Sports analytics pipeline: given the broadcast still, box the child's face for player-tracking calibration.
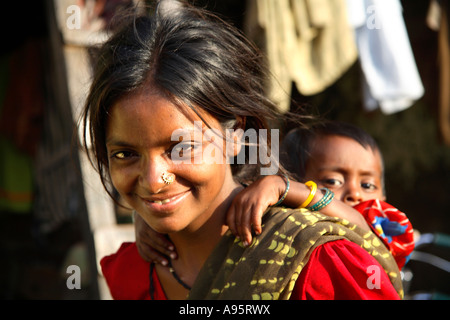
[304,135,385,206]
[105,87,239,234]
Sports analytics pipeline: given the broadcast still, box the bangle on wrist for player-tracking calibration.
[299,180,317,208]
[273,174,290,206]
[308,188,335,211]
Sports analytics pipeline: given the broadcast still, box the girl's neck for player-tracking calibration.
[170,223,228,274]
[168,182,243,279]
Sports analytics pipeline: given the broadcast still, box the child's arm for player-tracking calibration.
[134,212,176,265]
[226,175,370,246]
[135,175,369,263]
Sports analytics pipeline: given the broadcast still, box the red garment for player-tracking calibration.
[355,199,414,270]
[101,240,399,300]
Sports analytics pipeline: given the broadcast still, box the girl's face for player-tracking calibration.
[105,87,240,234]
[304,135,385,206]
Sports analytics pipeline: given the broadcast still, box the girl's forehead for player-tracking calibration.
[106,90,222,144]
[119,86,220,124]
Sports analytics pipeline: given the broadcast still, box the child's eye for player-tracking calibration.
[322,178,342,187]
[361,182,377,191]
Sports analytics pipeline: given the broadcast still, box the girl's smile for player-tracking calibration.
[140,189,191,212]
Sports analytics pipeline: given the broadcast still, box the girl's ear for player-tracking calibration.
[226,116,246,157]
[235,116,246,130]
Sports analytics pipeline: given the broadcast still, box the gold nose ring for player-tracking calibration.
[161,172,175,184]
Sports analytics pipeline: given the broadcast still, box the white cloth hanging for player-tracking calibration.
[347,0,425,114]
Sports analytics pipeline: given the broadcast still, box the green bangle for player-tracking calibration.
[308,188,334,211]
[273,174,290,206]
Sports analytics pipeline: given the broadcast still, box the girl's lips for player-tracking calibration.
[141,190,190,212]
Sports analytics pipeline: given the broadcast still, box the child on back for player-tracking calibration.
[136,120,414,270]
[278,121,414,269]
[281,120,386,206]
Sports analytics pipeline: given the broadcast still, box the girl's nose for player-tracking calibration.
[138,157,171,194]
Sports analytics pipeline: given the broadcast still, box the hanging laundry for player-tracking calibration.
[427,0,450,145]
[245,0,358,113]
[347,0,425,114]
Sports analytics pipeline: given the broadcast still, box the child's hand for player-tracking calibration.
[226,175,285,246]
[226,175,372,247]
[134,212,177,265]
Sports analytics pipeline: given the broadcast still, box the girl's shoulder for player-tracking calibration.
[100,242,151,300]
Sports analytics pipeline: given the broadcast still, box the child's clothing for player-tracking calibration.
[355,199,414,270]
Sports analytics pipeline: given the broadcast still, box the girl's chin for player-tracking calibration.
[143,216,188,235]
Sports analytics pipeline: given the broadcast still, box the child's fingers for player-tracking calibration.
[142,232,177,259]
[226,204,238,237]
[137,232,177,265]
[134,213,177,262]
[225,188,269,246]
[251,206,263,235]
[238,205,253,247]
[136,242,169,265]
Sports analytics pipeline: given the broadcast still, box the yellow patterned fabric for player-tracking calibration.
[188,207,403,300]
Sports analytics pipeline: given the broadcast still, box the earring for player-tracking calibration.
[161,172,175,184]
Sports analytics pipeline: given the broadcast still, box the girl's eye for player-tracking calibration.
[170,142,202,160]
[111,151,136,160]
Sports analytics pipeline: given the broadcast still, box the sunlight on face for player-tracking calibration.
[304,135,385,206]
[105,87,239,234]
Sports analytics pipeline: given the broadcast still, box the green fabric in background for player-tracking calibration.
[0,54,33,213]
[0,136,34,213]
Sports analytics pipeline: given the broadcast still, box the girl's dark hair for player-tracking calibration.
[281,120,385,195]
[80,0,299,195]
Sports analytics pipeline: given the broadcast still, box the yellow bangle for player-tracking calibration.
[299,181,317,208]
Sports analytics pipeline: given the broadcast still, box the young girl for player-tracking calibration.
[83,0,402,299]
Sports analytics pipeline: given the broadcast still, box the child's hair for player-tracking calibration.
[80,0,304,196]
[281,120,386,195]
